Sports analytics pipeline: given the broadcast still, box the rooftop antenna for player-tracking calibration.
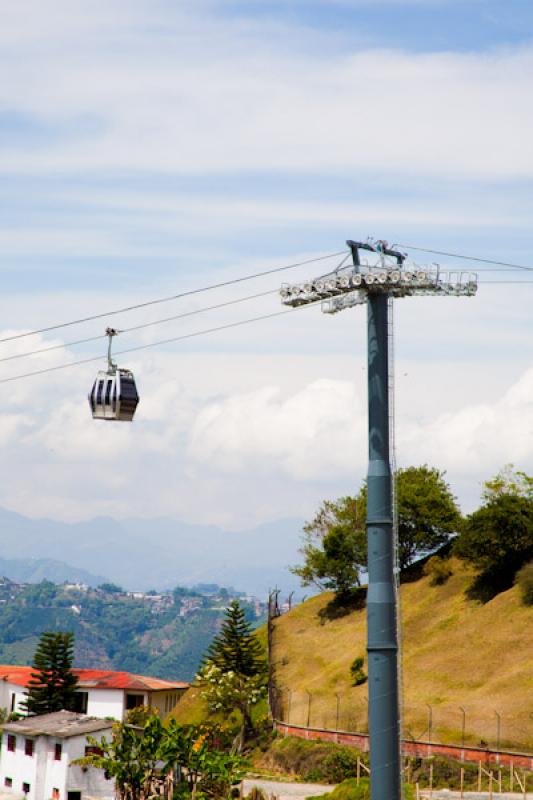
[280,242,477,800]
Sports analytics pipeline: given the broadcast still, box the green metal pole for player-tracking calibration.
[366,292,401,800]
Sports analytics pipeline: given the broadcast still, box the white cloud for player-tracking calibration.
[188,379,367,478]
[0,2,532,179]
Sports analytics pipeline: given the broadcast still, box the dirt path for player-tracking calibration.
[242,778,334,800]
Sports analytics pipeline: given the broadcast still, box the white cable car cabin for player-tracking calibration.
[88,328,139,422]
[89,369,139,421]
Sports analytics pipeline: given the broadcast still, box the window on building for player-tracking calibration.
[22,783,30,794]
[84,746,103,757]
[125,694,144,710]
[52,788,60,800]
[24,739,34,757]
[67,791,81,800]
[4,777,12,787]
[7,734,16,752]
[71,692,88,714]
[10,693,16,712]
[54,743,62,761]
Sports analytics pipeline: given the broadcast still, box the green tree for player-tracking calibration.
[455,469,533,591]
[78,716,246,800]
[482,463,533,502]
[203,601,266,678]
[395,466,461,569]
[198,664,266,752]
[23,631,79,715]
[98,583,124,594]
[199,601,266,749]
[292,465,461,595]
[291,495,366,596]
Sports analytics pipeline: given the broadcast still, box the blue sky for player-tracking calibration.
[0,0,532,528]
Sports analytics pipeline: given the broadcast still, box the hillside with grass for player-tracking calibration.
[174,558,533,752]
[270,558,533,751]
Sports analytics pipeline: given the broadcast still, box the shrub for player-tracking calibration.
[423,556,453,586]
[309,778,414,800]
[350,657,367,687]
[259,737,367,782]
[516,560,533,605]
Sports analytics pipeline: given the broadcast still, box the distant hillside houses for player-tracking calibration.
[0,666,188,720]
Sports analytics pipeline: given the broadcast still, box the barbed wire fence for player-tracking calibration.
[272,688,533,754]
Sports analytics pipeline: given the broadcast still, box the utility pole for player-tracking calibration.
[280,240,477,800]
[366,275,400,799]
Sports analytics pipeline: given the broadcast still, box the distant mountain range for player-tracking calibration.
[0,557,107,587]
[0,507,305,596]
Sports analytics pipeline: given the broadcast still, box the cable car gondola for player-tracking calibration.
[88,328,139,421]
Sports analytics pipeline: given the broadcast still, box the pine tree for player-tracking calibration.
[204,601,266,678]
[22,632,79,715]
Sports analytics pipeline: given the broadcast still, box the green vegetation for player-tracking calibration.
[292,465,460,596]
[349,657,367,687]
[198,601,267,751]
[516,560,533,605]
[456,467,533,598]
[23,631,78,714]
[291,494,366,596]
[309,778,414,800]
[78,713,247,800]
[0,582,262,681]
[423,555,453,586]
[256,736,367,783]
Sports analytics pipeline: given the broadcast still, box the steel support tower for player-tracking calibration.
[280,239,477,800]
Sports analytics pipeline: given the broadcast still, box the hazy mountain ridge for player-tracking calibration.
[0,557,107,587]
[0,507,305,595]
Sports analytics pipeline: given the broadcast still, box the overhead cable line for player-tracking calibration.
[394,243,533,273]
[0,288,279,365]
[0,301,322,385]
[0,250,345,345]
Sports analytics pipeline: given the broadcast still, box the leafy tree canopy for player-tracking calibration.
[290,495,366,596]
[22,631,79,715]
[395,466,461,569]
[455,467,533,589]
[482,463,533,502]
[291,465,461,595]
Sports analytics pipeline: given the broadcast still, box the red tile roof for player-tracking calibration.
[0,665,188,692]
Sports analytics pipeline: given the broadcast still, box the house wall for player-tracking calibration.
[0,731,115,800]
[59,736,114,800]
[0,730,38,800]
[83,689,128,720]
[148,689,187,718]
[0,683,29,715]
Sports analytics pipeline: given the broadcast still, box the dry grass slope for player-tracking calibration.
[271,559,533,751]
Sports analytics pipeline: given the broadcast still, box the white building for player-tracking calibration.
[0,711,115,800]
[0,667,188,721]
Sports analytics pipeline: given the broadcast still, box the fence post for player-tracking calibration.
[478,760,482,792]
[494,710,501,764]
[426,704,433,758]
[459,705,466,760]
[460,767,464,799]
[429,762,433,799]
[356,755,361,786]
[335,693,341,732]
